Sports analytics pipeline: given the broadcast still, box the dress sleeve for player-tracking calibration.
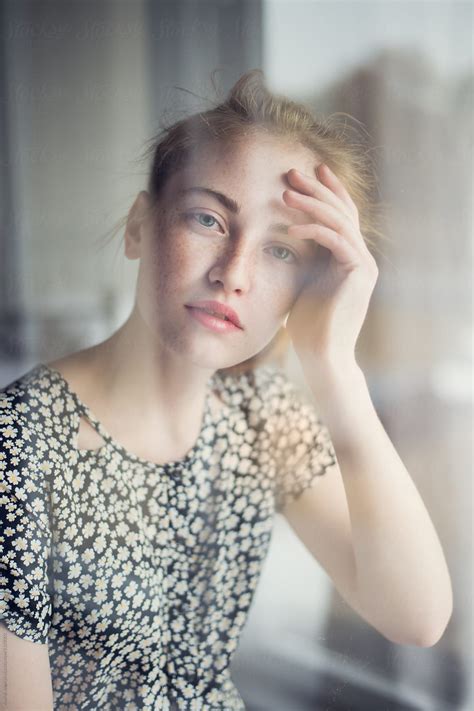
[0,405,53,644]
[258,367,338,514]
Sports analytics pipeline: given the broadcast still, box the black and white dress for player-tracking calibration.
[0,362,337,710]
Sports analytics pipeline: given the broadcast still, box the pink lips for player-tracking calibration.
[185,300,243,329]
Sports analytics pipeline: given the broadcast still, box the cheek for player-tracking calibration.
[266,265,308,304]
[143,235,193,293]
[253,273,301,324]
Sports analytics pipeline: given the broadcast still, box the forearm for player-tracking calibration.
[303,357,453,646]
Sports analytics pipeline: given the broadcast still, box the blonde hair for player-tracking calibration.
[101,69,386,376]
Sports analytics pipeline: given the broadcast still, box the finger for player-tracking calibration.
[286,168,355,223]
[283,189,361,248]
[317,163,360,220]
[288,223,360,266]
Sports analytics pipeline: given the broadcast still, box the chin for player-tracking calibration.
[185,344,252,372]
[159,313,279,371]
[180,337,269,373]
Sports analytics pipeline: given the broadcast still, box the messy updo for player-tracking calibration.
[103,69,384,374]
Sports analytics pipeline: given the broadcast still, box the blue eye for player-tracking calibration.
[270,246,297,263]
[190,212,221,230]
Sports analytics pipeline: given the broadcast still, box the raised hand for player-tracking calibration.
[282,163,379,369]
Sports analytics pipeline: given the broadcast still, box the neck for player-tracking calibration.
[82,305,216,438]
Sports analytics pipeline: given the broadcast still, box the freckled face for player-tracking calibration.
[134,134,321,370]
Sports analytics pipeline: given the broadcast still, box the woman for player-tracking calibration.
[0,70,453,710]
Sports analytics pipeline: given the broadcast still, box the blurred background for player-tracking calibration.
[0,0,472,709]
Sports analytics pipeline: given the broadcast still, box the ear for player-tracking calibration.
[124,190,153,260]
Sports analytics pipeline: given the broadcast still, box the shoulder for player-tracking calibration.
[0,366,60,531]
[1,365,48,441]
[0,363,77,460]
[2,362,64,408]
[213,363,310,425]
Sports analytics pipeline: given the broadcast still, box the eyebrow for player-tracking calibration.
[177,187,240,214]
[177,185,316,252]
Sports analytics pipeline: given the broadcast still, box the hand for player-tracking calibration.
[282,163,379,369]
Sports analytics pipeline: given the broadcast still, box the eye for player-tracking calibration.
[268,245,298,264]
[187,212,223,231]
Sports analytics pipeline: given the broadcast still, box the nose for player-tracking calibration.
[207,242,254,295]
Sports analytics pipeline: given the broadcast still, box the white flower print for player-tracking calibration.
[0,362,335,709]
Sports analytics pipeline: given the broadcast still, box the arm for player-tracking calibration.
[0,621,54,711]
[281,162,453,647]
[300,359,452,647]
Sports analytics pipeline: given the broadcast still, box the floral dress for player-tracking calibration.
[0,362,337,710]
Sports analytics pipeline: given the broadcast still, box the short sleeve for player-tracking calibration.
[258,367,338,513]
[0,404,53,644]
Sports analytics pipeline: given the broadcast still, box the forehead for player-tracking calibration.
[165,134,319,206]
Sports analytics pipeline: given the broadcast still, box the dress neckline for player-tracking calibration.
[35,362,223,470]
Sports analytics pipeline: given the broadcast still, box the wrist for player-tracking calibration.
[299,351,364,385]
[300,357,374,450]
[300,353,368,410]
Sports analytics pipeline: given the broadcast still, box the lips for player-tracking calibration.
[185,300,243,328]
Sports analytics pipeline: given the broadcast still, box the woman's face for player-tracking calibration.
[129,132,322,371]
